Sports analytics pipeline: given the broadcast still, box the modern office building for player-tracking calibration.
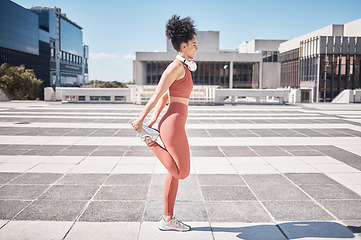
[0,0,88,89]
[279,19,361,102]
[134,31,286,90]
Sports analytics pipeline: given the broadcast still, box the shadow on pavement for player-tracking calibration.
[191,221,359,239]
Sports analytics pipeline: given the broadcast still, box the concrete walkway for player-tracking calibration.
[0,101,360,240]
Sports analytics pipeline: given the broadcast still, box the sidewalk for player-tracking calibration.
[0,101,360,240]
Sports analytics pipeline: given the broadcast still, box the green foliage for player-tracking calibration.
[82,80,129,88]
[0,63,43,100]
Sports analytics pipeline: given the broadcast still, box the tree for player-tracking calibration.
[82,80,128,88]
[0,63,43,100]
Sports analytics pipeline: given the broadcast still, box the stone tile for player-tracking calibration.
[207,129,234,137]
[250,146,292,156]
[220,146,257,157]
[143,200,208,222]
[192,157,230,165]
[104,174,151,186]
[40,185,99,200]
[250,129,280,137]
[299,184,361,200]
[68,163,116,174]
[278,221,358,240]
[44,156,85,164]
[0,200,31,219]
[195,164,238,174]
[310,163,359,173]
[271,163,320,173]
[79,201,145,222]
[294,129,329,137]
[326,173,361,185]
[206,201,272,222]
[202,186,256,201]
[94,186,148,200]
[285,173,340,185]
[16,200,87,221]
[263,201,335,221]
[0,185,49,200]
[9,173,63,185]
[28,164,75,173]
[298,156,342,164]
[139,222,213,240]
[150,174,167,186]
[111,164,155,174]
[318,200,361,220]
[228,157,268,165]
[0,172,21,184]
[0,163,37,173]
[250,184,311,201]
[234,164,279,174]
[197,174,245,186]
[210,222,287,240]
[230,129,258,137]
[186,129,210,137]
[191,146,225,157]
[125,146,154,156]
[57,173,108,185]
[242,174,291,186]
[117,156,157,165]
[65,222,140,240]
[0,221,73,240]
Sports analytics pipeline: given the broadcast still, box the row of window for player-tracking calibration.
[279,49,299,63]
[50,48,83,64]
[145,61,257,88]
[64,96,126,101]
[262,51,278,62]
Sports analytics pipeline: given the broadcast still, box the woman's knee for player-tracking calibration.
[178,169,190,180]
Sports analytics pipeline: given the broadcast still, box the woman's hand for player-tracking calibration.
[145,119,156,128]
[131,119,143,132]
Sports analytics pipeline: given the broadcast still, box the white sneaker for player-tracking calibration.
[159,217,191,232]
[138,125,159,142]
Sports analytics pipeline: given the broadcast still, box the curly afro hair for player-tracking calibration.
[166,15,197,52]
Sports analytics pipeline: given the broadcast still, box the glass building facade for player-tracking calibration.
[145,61,259,88]
[0,0,39,55]
[0,1,88,92]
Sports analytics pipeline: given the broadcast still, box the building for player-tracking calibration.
[134,31,286,90]
[0,0,88,90]
[279,19,361,102]
[135,19,361,103]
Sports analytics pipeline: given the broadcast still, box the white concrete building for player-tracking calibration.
[279,18,361,102]
[134,31,286,90]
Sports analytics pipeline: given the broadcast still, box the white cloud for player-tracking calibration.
[123,54,135,60]
[89,53,119,59]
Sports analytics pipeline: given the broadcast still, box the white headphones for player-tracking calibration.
[176,55,197,72]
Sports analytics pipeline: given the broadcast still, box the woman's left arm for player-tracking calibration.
[146,91,169,127]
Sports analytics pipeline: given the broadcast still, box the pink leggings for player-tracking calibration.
[147,102,190,216]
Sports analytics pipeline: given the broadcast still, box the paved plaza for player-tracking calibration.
[0,101,360,239]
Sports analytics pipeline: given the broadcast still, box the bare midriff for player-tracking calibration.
[169,96,189,106]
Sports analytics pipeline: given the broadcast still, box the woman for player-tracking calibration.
[131,15,198,232]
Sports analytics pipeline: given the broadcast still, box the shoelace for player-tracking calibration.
[174,219,185,227]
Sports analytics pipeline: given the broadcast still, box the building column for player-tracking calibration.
[259,61,263,89]
[315,54,320,103]
[229,61,233,89]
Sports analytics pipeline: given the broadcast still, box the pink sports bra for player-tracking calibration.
[169,63,193,99]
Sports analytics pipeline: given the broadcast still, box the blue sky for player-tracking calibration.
[13,0,361,82]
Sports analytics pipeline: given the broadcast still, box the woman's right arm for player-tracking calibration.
[131,63,182,132]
